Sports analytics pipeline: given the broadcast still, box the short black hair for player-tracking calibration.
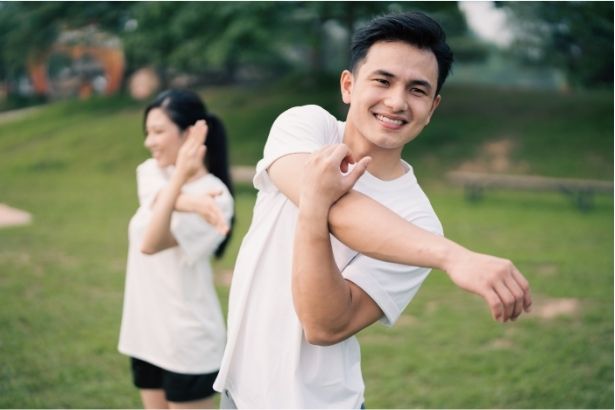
[350,11,454,95]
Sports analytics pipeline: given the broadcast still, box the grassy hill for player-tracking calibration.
[0,80,612,408]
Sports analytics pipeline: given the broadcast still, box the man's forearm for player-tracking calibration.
[292,204,354,345]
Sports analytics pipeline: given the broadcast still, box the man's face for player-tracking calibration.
[341,41,441,152]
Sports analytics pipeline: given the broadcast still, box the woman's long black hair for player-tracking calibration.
[144,89,235,258]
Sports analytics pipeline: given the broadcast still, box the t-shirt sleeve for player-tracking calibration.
[253,105,338,192]
[342,256,431,326]
[136,159,166,207]
[170,180,234,265]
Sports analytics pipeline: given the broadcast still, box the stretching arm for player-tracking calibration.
[140,172,184,254]
[292,145,381,345]
[272,150,531,323]
[140,121,209,254]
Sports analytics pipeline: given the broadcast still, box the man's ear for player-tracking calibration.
[425,94,441,125]
[340,70,354,105]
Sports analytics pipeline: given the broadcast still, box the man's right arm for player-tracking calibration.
[269,152,532,322]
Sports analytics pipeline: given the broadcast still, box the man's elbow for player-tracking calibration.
[140,245,157,255]
[140,240,163,255]
[303,324,347,346]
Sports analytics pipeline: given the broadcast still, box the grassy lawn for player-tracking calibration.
[0,80,612,408]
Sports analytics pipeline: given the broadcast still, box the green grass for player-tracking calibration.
[360,187,613,408]
[0,81,612,408]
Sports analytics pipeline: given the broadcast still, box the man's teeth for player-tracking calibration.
[376,114,404,125]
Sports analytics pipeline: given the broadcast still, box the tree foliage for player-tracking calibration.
[0,1,470,88]
[0,1,131,82]
[501,1,613,88]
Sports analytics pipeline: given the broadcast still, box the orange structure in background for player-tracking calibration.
[27,26,125,99]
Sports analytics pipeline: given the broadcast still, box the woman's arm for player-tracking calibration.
[140,121,208,254]
[140,173,184,254]
[175,191,229,235]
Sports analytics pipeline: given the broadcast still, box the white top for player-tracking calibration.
[118,158,233,374]
[214,105,443,408]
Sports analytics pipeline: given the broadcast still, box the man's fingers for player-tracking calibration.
[340,155,354,173]
[512,268,532,312]
[493,282,515,322]
[328,144,352,164]
[504,276,525,320]
[345,156,371,187]
[493,282,514,322]
[484,289,504,322]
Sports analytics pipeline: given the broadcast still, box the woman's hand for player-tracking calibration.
[177,191,229,235]
[175,120,207,182]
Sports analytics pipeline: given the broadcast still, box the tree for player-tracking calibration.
[123,2,298,84]
[0,1,477,93]
[0,2,133,89]
[280,1,469,74]
[500,1,613,88]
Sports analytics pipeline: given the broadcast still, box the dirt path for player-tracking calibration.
[0,106,42,124]
[0,204,32,228]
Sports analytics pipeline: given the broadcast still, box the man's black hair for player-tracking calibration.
[350,11,454,95]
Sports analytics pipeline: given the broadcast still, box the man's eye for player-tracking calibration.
[375,78,389,86]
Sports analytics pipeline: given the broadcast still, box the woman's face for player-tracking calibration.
[144,108,186,167]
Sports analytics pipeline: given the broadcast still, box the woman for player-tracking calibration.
[119,89,234,409]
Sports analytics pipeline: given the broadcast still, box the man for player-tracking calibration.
[214,12,531,408]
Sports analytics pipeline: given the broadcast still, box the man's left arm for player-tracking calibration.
[292,144,381,346]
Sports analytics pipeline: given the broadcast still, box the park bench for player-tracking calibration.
[447,170,613,211]
[231,165,256,184]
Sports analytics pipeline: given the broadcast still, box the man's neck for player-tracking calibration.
[343,125,406,181]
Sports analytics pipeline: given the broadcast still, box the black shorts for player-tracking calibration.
[130,357,218,402]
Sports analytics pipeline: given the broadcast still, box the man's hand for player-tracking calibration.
[175,120,207,181]
[300,144,371,210]
[293,143,381,346]
[443,247,532,322]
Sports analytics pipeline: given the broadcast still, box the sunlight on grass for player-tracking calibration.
[0,83,612,408]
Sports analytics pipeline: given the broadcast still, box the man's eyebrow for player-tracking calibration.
[371,69,433,90]
[408,79,433,91]
[372,69,395,78]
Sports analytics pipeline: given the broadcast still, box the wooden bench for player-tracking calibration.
[231,165,256,184]
[447,171,613,211]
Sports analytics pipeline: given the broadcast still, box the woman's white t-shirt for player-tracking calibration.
[214,105,443,408]
[118,158,233,374]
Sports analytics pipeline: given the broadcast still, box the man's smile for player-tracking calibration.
[373,112,408,129]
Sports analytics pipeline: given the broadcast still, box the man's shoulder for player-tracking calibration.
[275,104,338,125]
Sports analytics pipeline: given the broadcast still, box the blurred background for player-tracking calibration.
[0,1,612,408]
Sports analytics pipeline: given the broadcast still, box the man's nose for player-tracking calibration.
[384,88,408,112]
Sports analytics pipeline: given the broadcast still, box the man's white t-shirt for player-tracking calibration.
[118,158,233,374]
[213,105,443,408]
